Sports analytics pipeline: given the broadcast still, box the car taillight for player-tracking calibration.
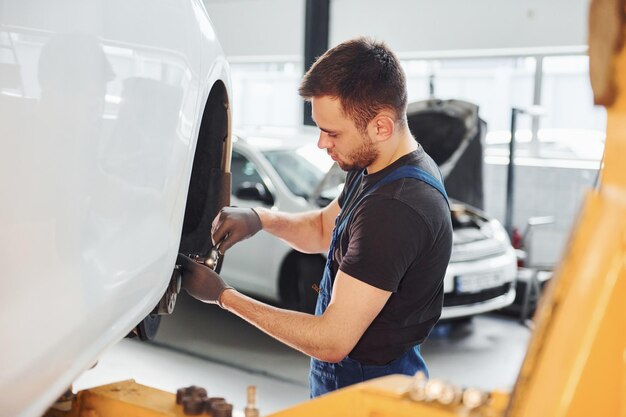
[511,227,523,250]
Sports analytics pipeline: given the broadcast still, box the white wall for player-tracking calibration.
[331,0,588,54]
[204,0,304,57]
[205,0,588,58]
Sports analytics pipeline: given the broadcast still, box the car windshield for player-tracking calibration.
[262,146,332,198]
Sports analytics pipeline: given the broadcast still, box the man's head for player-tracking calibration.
[299,38,409,172]
[299,37,408,134]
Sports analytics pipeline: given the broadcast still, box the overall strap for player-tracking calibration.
[338,170,365,216]
[336,166,449,236]
[370,165,449,204]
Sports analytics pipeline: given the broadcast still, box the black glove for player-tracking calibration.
[211,207,262,253]
[177,254,232,307]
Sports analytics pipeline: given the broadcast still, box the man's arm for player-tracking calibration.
[254,198,339,254]
[219,267,390,363]
[212,198,340,255]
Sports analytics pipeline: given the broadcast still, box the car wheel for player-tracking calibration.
[126,265,185,341]
[125,313,162,341]
[137,314,161,341]
[294,256,325,314]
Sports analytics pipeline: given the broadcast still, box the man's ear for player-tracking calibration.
[368,112,396,142]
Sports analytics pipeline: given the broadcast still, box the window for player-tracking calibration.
[231,150,266,194]
[230,61,303,127]
[228,49,605,162]
[404,57,536,132]
[262,148,325,198]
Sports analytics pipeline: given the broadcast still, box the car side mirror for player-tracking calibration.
[235,181,274,205]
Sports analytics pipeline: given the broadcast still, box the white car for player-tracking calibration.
[220,126,517,318]
[0,2,232,416]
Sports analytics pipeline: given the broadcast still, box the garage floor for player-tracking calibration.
[74,293,531,415]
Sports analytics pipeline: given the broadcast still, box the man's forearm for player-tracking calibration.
[219,289,348,363]
[254,208,328,254]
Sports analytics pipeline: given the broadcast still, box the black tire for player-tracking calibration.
[136,314,161,341]
[294,256,325,314]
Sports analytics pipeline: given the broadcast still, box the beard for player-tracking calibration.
[336,133,380,171]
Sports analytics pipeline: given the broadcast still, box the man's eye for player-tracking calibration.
[327,132,337,138]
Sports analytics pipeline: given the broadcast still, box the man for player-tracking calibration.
[178,37,453,397]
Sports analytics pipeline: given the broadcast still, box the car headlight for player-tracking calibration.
[488,219,511,244]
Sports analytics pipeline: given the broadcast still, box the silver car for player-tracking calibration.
[220,126,517,318]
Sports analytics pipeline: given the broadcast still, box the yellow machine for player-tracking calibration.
[47,2,626,416]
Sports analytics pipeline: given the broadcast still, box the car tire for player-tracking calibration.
[137,314,162,340]
[294,256,325,314]
[126,314,162,341]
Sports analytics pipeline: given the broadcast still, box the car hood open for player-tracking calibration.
[407,98,486,210]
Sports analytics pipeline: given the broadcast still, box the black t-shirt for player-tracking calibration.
[333,146,453,365]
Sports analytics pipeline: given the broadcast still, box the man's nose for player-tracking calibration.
[317,132,332,149]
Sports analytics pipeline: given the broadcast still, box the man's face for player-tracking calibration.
[311,96,379,172]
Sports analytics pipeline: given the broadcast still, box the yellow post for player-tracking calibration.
[507,20,626,417]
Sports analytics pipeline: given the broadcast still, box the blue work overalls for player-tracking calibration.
[309,165,450,398]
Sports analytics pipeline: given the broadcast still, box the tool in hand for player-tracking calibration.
[188,238,225,271]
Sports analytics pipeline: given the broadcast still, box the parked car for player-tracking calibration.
[220,126,517,318]
[1,2,231,416]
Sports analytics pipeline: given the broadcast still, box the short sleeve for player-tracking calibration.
[339,198,432,292]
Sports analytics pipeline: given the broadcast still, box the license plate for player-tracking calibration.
[456,272,505,293]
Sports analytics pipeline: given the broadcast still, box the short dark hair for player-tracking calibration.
[299,37,407,133]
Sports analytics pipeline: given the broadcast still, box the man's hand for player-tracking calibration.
[177,254,232,307]
[211,207,262,253]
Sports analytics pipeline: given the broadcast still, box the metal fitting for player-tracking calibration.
[152,267,182,315]
[205,397,226,413]
[175,385,233,416]
[182,394,207,415]
[408,371,490,411]
[191,243,221,271]
[176,386,208,415]
[408,371,428,401]
[245,385,260,417]
[462,387,490,409]
[212,402,233,417]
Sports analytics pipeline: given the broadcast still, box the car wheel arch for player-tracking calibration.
[179,80,231,257]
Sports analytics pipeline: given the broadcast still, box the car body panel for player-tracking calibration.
[0,2,230,416]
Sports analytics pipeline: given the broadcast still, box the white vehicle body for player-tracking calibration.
[220,126,517,317]
[0,2,232,416]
